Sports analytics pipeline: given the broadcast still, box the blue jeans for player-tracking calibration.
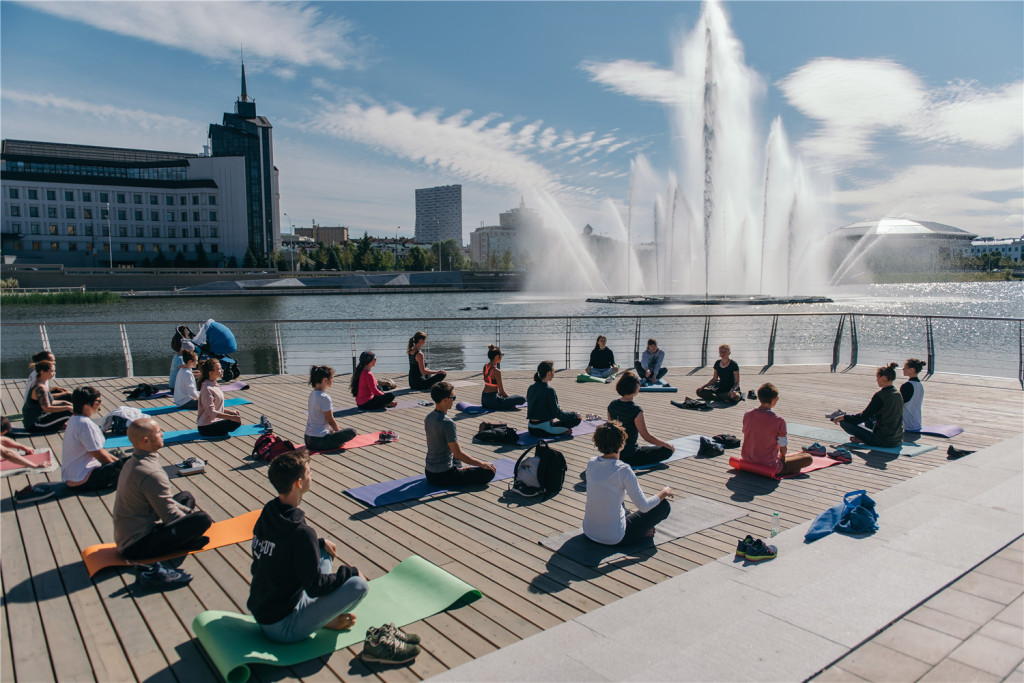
[260,551,369,643]
[589,367,616,378]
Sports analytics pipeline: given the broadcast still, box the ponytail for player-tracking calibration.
[877,362,898,381]
[198,358,220,384]
[407,331,427,354]
[309,364,334,388]
[534,360,554,383]
[905,358,926,373]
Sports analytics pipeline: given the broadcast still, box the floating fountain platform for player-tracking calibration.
[586,294,833,306]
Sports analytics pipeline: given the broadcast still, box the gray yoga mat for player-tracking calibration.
[787,424,937,457]
[632,434,705,469]
[540,496,747,566]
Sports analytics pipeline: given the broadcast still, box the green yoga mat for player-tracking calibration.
[787,423,937,457]
[192,555,481,683]
[576,373,609,383]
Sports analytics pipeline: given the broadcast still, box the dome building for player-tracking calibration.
[830,218,977,281]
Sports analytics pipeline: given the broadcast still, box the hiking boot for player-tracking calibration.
[825,410,845,421]
[360,628,421,664]
[803,442,827,456]
[735,534,754,559]
[135,563,193,591]
[14,484,55,504]
[947,445,975,460]
[380,622,421,645]
[744,539,778,562]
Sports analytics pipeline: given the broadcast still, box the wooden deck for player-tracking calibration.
[2,365,1022,682]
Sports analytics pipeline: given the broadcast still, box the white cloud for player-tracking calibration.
[2,89,198,134]
[22,1,368,70]
[581,59,686,105]
[909,81,1024,149]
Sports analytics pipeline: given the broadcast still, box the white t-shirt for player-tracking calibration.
[305,390,333,437]
[62,415,106,484]
[582,456,660,545]
[173,366,200,406]
[24,370,38,401]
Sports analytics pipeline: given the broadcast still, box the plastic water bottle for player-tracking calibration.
[771,512,780,537]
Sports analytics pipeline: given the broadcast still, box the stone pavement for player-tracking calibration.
[434,434,1023,683]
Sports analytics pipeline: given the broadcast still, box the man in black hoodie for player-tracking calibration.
[248,450,368,643]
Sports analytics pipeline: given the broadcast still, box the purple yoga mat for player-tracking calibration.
[518,419,603,446]
[908,425,964,438]
[342,458,516,507]
[456,401,526,415]
[219,380,250,391]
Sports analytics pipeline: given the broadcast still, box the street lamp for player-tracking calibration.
[105,202,112,269]
[394,227,399,270]
[283,212,293,271]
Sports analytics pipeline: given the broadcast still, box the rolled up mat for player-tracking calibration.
[104,423,267,449]
[309,431,395,455]
[576,373,608,384]
[81,509,260,577]
[192,555,482,683]
[728,454,842,480]
[516,419,603,446]
[907,425,964,438]
[455,401,491,414]
[141,397,252,416]
[1,448,55,477]
[344,458,516,507]
[786,424,937,456]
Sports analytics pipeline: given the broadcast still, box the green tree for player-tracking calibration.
[273,250,288,271]
[374,248,395,271]
[404,245,429,271]
[242,246,257,268]
[153,249,170,268]
[311,245,328,270]
[500,249,515,271]
[174,250,187,267]
[326,246,342,270]
[226,255,239,268]
[195,243,210,267]
[487,252,499,270]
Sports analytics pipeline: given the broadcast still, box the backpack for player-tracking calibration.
[511,440,567,499]
[713,434,741,449]
[475,421,519,444]
[124,383,161,400]
[697,436,725,457]
[251,433,297,463]
[101,405,145,435]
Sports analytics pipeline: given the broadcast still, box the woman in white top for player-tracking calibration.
[304,365,357,452]
[583,421,673,546]
[173,349,201,409]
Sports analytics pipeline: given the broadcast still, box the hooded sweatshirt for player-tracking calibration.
[247,497,359,624]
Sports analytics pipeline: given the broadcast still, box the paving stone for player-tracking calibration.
[948,632,1024,678]
[924,588,1006,624]
[837,642,931,682]
[811,666,868,682]
[977,618,1024,647]
[953,570,1024,605]
[995,595,1024,628]
[904,605,981,639]
[919,658,1001,682]
[870,619,962,665]
[975,556,1024,583]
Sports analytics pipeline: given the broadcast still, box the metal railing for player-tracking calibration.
[2,312,1021,389]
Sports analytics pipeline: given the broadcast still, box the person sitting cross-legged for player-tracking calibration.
[62,387,128,492]
[173,349,200,409]
[607,371,675,468]
[424,381,497,488]
[634,338,668,386]
[696,344,742,404]
[113,417,213,590]
[741,383,812,477]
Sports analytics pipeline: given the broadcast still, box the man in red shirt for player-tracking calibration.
[741,383,812,477]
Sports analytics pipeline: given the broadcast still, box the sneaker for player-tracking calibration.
[747,390,757,400]
[744,539,778,562]
[377,430,398,444]
[380,622,421,645]
[14,484,55,504]
[825,409,846,421]
[175,457,206,476]
[828,447,853,463]
[735,534,754,559]
[947,445,975,460]
[135,563,193,591]
[803,442,827,456]
[360,628,421,664]
[259,415,273,433]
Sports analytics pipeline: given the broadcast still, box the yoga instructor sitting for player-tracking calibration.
[833,362,904,448]
[425,381,496,488]
[585,335,619,379]
[526,360,581,436]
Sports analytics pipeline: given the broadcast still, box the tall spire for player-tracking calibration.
[240,47,248,102]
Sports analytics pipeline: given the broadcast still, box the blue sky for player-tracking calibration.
[2,1,1021,240]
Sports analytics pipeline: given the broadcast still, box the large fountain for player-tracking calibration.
[528,0,834,303]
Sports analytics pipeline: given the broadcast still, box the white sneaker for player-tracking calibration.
[175,457,206,476]
[825,410,845,421]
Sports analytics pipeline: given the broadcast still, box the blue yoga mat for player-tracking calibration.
[787,424,937,457]
[639,385,678,393]
[343,458,516,507]
[104,423,266,449]
[140,397,251,416]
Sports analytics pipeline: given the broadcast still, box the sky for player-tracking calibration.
[2,1,1022,242]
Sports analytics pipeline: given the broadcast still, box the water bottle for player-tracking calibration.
[770,512,780,537]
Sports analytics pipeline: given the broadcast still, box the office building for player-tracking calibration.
[294,224,349,246]
[415,184,462,245]
[971,236,1023,262]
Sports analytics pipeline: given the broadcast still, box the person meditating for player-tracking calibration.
[113,417,213,590]
[24,351,70,402]
[586,336,619,379]
[196,359,242,437]
[425,381,497,488]
[173,349,200,409]
[1,416,50,470]
[527,361,582,436]
[481,345,526,411]
[697,344,742,404]
[351,351,397,411]
[583,421,673,546]
[634,338,667,386]
[62,387,128,491]
[832,363,904,448]
[22,359,73,432]
[407,331,447,391]
[741,383,812,477]
[304,365,357,452]
[901,358,927,433]
[248,450,372,644]
[607,372,675,468]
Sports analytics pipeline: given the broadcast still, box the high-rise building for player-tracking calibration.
[208,63,280,261]
[415,184,462,245]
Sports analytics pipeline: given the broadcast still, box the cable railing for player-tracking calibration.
[1,312,1021,388]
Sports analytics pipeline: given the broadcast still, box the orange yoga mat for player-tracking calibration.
[309,431,395,454]
[81,509,261,577]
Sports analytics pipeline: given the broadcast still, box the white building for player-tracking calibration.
[971,236,1024,262]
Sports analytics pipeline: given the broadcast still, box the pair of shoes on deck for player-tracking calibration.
[735,535,778,562]
[135,562,193,591]
[361,623,421,664]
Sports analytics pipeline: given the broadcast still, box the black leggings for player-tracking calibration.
[528,414,581,437]
[197,420,242,437]
[425,466,496,488]
[410,372,447,391]
[481,391,526,411]
[696,386,741,404]
[121,492,213,560]
[304,429,358,452]
[620,498,671,546]
[27,410,73,432]
[69,457,128,492]
[358,393,396,411]
[620,445,673,468]
[634,362,668,383]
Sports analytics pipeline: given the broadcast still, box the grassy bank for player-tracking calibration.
[1,291,123,305]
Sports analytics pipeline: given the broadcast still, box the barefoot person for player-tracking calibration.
[196,359,242,437]
[407,331,447,391]
[634,339,667,386]
[741,383,812,476]
[696,344,742,404]
[833,363,904,448]
[607,372,675,468]
[586,335,620,379]
[305,365,357,451]
[113,417,213,590]
[583,421,673,546]
[901,358,927,433]
[248,450,372,644]
[425,381,497,487]
[62,387,127,491]
[1,416,50,470]
[481,345,526,411]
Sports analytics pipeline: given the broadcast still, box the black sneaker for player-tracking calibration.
[380,622,421,645]
[14,484,55,504]
[259,415,273,433]
[361,627,420,664]
[377,430,398,444]
[947,445,975,460]
[747,390,757,400]
[175,457,206,476]
[735,534,754,559]
[744,539,777,562]
[135,563,193,591]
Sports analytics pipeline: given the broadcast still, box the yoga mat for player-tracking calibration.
[4,413,23,421]
[331,398,422,418]
[81,509,261,577]
[128,389,172,401]
[448,380,477,388]
[220,380,250,391]
[639,381,678,393]
[540,496,747,567]
[456,401,490,414]
[728,455,843,480]
[1,448,56,477]
[632,435,704,470]
[141,397,252,416]
[103,423,266,449]
[517,419,603,446]
[787,424,937,457]
[343,458,516,507]
[309,431,395,455]
[908,425,964,438]
[6,424,66,437]
[576,373,609,384]
[192,555,481,683]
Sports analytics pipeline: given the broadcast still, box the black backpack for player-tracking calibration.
[512,440,567,499]
[124,383,161,399]
[475,421,519,444]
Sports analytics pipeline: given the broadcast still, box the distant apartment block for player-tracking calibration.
[294,224,349,246]
[971,236,1023,262]
[415,185,462,245]
[468,198,541,264]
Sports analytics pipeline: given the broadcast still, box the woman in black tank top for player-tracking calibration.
[407,331,447,390]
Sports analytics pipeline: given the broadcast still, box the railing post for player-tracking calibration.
[565,318,572,370]
[350,322,357,373]
[495,318,501,348]
[700,316,710,368]
[633,318,642,363]
[118,323,134,377]
[39,323,51,352]
[1018,321,1023,390]
[764,315,778,372]
[925,317,935,379]
[273,322,285,374]
[849,314,858,369]
[831,314,846,372]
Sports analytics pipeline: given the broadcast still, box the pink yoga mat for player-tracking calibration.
[729,455,842,480]
[1,448,53,474]
[309,431,395,454]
